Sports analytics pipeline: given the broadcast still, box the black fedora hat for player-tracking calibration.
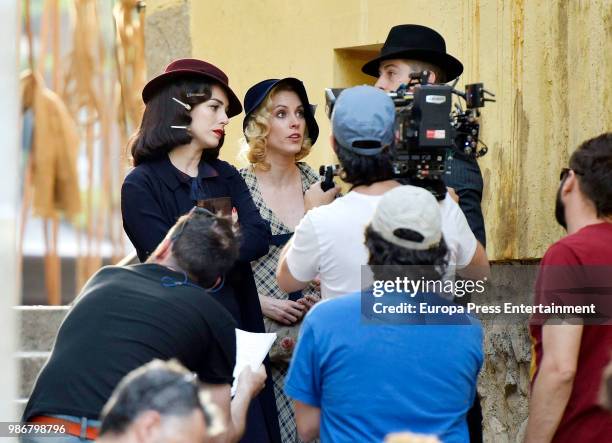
[142,58,243,117]
[362,24,463,81]
[242,78,319,144]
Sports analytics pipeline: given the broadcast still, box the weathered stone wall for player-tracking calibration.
[479,322,531,443]
[477,263,539,442]
[145,0,192,79]
[185,0,612,261]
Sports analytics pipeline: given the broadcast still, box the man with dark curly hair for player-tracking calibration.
[22,208,266,443]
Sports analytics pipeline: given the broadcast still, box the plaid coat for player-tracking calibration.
[240,162,321,443]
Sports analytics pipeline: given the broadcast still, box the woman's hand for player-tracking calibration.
[304,181,341,212]
[259,296,305,325]
[297,293,320,313]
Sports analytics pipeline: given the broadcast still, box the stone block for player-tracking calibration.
[15,306,69,352]
[16,351,50,398]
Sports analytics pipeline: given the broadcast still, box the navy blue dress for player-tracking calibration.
[121,154,280,443]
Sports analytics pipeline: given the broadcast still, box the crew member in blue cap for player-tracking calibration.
[239,77,339,442]
[277,85,489,301]
[277,85,488,443]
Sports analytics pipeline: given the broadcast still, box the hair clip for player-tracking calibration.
[186,92,207,98]
[170,125,190,130]
[172,97,191,111]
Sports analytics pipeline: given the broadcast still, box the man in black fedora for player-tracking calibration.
[362,24,486,443]
[363,24,487,249]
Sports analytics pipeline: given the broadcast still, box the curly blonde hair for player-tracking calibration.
[243,82,313,171]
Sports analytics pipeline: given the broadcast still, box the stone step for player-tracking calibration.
[15,398,27,420]
[16,351,50,399]
[15,306,69,352]
[21,252,135,305]
[14,306,68,404]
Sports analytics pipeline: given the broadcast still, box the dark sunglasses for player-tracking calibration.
[170,206,216,241]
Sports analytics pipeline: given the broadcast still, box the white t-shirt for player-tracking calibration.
[285,188,477,299]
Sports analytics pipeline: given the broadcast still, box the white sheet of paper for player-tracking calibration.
[231,329,277,396]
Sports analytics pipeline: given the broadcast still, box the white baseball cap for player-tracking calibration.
[370,185,442,250]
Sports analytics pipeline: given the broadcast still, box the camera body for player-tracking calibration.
[324,78,493,198]
[391,84,453,184]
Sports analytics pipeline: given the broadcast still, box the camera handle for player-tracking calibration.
[452,83,496,109]
[319,165,337,191]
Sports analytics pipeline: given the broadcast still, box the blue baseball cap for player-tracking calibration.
[242,78,319,144]
[332,85,395,156]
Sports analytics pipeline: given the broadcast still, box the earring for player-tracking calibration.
[172,97,191,111]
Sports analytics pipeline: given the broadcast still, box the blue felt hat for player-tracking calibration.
[242,78,319,144]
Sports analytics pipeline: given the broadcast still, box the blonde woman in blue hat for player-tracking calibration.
[239,78,339,442]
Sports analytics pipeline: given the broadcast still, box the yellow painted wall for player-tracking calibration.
[147,0,612,260]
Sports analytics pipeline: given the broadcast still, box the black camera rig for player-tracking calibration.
[322,72,495,198]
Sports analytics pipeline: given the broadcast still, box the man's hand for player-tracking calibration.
[259,296,305,325]
[207,365,268,443]
[235,365,267,400]
[447,187,459,203]
[304,181,340,212]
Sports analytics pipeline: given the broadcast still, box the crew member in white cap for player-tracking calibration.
[284,185,483,442]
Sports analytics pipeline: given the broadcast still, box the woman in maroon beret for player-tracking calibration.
[121,58,280,443]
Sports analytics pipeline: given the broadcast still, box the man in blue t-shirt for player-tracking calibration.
[285,185,483,443]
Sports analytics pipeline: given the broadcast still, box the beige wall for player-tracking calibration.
[146,0,192,77]
[147,0,612,260]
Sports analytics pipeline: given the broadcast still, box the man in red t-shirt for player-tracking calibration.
[525,132,612,442]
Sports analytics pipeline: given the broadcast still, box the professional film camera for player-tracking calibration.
[321,72,495,198]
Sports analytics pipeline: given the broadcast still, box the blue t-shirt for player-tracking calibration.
[285,291,483,443]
